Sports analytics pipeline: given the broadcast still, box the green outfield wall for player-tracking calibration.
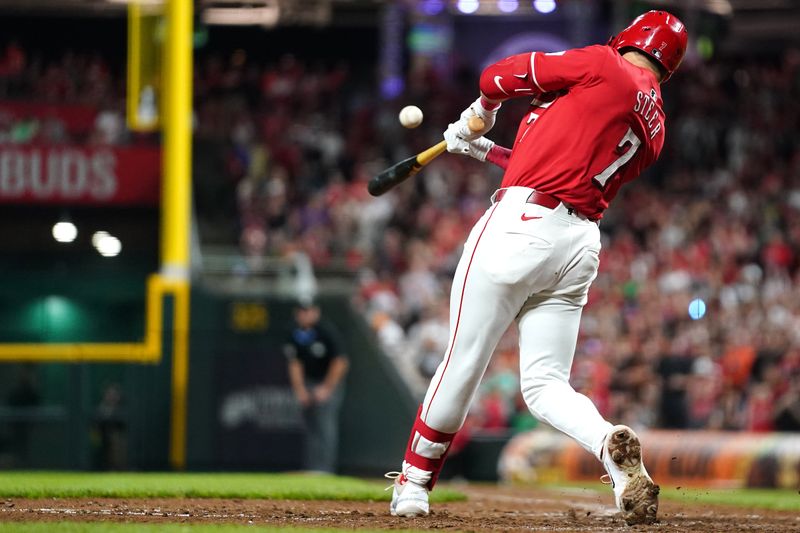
[0,271,416,473]
[185,284,419,473]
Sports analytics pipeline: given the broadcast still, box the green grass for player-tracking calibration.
[659,486,800,511]
[550,482,800,511]
[0,472,464,503]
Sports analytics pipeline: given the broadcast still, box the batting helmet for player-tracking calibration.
[609,10,688,82]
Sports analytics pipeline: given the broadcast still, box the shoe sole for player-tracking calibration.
[391,503,429,517]
[606,427,660,526]
[391,508,428,517]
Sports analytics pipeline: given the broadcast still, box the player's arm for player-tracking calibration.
[451,46,601,143]
[486,144,512,169]
[479,53,540,103]
[443,128,512,170]
[479,46,602,101]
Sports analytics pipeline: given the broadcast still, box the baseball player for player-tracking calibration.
[386,11,687,526]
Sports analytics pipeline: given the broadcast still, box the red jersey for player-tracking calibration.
[480,45,665,220]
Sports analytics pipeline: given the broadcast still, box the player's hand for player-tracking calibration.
[444,124,495,161]
[455,96,499,140]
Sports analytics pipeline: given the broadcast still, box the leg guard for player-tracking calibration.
[403,406,457,490]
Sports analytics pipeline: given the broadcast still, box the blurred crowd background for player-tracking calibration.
[198,45,800,437]
[2,1,800,452]
[206,44,800,437]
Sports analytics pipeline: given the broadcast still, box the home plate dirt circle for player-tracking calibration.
[1,485,797,532]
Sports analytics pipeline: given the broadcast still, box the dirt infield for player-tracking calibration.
[1,484,798,532]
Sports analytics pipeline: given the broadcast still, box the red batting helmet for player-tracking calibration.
[609,10,688,82]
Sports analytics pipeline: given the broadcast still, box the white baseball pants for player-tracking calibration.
[412,186,613,474]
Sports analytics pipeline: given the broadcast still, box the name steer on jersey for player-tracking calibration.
[386,10,687,526]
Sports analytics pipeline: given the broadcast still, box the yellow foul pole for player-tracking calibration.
[162,0,193,470]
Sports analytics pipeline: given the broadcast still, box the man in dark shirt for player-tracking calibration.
[284,298,349,473]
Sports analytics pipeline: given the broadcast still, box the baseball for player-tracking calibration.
[399,105,424,128]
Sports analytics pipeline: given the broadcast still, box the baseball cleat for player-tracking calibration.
[600,425,659,526]
[385,471,429,517]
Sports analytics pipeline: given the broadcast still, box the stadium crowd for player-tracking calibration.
[4,40,800,435]
[0,42,129,145]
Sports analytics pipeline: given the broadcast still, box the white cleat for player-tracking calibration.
[601,425,660,526]
[385,471,429,517]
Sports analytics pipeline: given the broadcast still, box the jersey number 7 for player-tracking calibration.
[592,127,641,189]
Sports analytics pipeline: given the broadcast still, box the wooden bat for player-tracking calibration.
[368,115,485,196]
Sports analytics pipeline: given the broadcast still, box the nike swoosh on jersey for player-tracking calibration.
[521,214,542,221]
[493,75,509,95]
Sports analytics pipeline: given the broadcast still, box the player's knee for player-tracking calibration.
[520,378,545,416]
[520,373,568,415]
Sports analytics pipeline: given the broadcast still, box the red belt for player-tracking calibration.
[494,188,561,209]
[494,188,598,222]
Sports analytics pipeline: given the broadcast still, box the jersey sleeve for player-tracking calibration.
[529,45,606,93]
[479,53,537,101]
[479,45,606,101]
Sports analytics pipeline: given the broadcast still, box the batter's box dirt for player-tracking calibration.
[1,485,798,532]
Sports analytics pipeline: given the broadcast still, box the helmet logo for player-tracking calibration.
[615,10,688,82]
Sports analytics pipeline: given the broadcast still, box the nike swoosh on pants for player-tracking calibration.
[521,214,542,221]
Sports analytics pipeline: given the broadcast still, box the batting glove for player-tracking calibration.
[455,96,500,140]
[444,123,495,162]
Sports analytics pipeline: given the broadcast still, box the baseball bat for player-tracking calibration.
[368,115,485,196]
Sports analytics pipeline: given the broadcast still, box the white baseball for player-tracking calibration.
[399,105,424,129]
